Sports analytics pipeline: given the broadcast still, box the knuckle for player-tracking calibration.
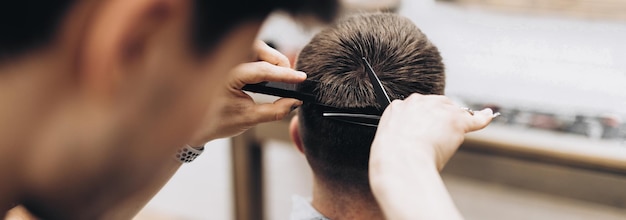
[274,108,290,121]
[253,63,274,80]
[429,95,447,102]
[440,96,453,104]
[253,40,266,51]
[241,110,258,125]
[279,56,290,65]
[263,52,281,65]
[257,62,273,73]
[407,93,422,100]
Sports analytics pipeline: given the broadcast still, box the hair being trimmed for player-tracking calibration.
[296,13,445,191]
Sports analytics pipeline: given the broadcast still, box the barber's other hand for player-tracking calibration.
[369,94,494,220]
[370,94,495,172]
[188,41,305,145]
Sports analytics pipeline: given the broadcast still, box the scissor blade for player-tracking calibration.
[362,57,391,109]
[322,112,380,127]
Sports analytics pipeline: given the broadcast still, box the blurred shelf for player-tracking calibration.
[464,124,626,175]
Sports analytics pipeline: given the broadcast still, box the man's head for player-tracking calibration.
[0,0,337,217]
[0,0,337,154]
[290,13,445,191]
[1,0,338,113]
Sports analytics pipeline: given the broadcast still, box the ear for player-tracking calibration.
[289,116,305,154]
[79,0,187,99]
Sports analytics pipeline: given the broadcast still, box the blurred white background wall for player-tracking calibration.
[138,139,233,220]
[399,0,626,115]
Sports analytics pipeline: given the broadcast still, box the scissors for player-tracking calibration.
[242,57,392,127]
[321,57,392,127]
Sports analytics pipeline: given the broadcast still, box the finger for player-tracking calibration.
[464,108,495,132]
[250,98,303,123]
[231,62,307,88]
[254,41,291,68]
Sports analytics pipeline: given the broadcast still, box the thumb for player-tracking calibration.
[465,108,496,132]
[251,98,303,124]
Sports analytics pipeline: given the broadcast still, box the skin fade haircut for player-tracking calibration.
[0,0,338,59]
[296,13,445,191]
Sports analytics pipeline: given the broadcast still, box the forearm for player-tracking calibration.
[369,141,463,220]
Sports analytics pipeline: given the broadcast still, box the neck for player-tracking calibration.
[311,177,384,220]
[0,50,72,215]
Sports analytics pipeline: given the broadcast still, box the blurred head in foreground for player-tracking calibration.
[0,0,337,218]
[290,12,445,219]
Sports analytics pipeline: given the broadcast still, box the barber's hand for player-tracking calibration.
[370,94,495,171]
[188,41,305,145]
[368,94,495,220]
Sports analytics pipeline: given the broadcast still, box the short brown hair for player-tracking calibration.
[296,13,445,190]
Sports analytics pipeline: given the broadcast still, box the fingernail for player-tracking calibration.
[479,108,501,118]
[290,101,303,112]
[492,112,501,118]
[295,71,307,78]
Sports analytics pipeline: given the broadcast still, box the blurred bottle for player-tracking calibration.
[567,115,604,139]
[599,114,623,140]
